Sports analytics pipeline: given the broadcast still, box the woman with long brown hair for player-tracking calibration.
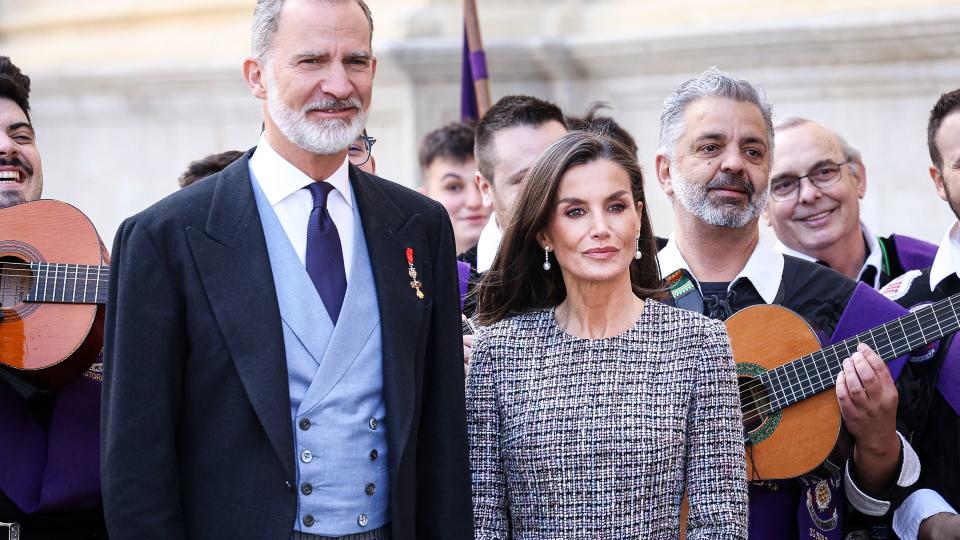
[467,130,747,538]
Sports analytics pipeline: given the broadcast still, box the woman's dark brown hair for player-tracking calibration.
[475,130,663,326]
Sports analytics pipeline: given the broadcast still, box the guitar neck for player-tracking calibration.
[762,292,960,413]
[22,262,110,305]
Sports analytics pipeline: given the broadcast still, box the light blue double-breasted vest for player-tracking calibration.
[251,175,390,535]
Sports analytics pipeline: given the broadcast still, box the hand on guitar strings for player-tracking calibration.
[835,342,901,496]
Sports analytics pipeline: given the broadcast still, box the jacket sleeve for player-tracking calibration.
[101,217,187,540]
[686,320,749,540]
[466,327,508,539]
[415,204,474,539]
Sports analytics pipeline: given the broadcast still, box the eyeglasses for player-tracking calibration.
[769,161,848,201]
[348,135,377,167]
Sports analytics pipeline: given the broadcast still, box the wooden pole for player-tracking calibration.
[463,0,492,118]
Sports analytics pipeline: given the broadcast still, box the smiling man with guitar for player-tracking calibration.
[655,69,921,540]
[0,56,107,539]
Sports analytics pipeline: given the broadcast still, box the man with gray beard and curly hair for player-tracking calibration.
[656,68,921,539]
[101,1,472,539]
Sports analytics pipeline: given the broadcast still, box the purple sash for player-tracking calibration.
[0,374,101,513]
[749,283,909,538]
[830,283,910,381]
[456,260,471,311]
[890,234,937,273]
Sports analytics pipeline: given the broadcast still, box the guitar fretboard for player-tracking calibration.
[22,262,110,304]
[758,293,960,414]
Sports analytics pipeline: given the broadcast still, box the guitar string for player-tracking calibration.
[739,304,960,429]
[737,296,959,425]
[756,297,960,409]
[0,260,107,268]
[736,295,956,405]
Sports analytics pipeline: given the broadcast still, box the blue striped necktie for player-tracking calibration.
[305,181,347,324]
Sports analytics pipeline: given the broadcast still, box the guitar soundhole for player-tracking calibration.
[0,255,32,308]
[739,375,771,437]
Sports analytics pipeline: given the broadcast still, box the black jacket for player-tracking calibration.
[101,150,473,540]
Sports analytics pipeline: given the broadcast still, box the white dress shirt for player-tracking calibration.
[658,233,785,304]
[890,221,960,540]
[928,220,960,292]
[248,135,355,280]
[775,221,884,289]
[475,211,503,274]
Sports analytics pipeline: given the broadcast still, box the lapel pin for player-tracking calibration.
[406,247,425,300]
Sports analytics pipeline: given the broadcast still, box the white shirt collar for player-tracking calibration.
[476,212,503,273]
[658,232,785,304]
[774,221,883,288]
[929,221,960,291]
[248,134,353,209]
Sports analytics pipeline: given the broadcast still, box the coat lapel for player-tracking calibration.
[350,167,433,478]
[185,151,295,481]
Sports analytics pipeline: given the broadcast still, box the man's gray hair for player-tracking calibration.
[775,117,863,176]
[252,0,374,62]
[658,68,774,160]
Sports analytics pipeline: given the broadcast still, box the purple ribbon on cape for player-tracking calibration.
[830,282,910,380]
[456,260,471,311]
[890,234,937,273]
[0,374,101,513]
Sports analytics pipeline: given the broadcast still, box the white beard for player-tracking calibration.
[671,169,766,229]
[264,69,368,156]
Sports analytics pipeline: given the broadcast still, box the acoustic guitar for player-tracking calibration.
[730,300,959,480]
[0,199,109,387]
[679,297,959,537]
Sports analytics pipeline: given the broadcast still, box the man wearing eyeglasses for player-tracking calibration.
[349,130,376,174]
[766,118,935,289]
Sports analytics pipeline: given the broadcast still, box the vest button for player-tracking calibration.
[303,514,315,527]
[301,483,313,496]
[365,482,376,496]
[369,449,378,461]
[358,513,369,527]
[368,418,378,430]
[300,450,313,463]
[298,418,311,431]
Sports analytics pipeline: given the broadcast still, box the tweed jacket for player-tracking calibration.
[466,300,747,539]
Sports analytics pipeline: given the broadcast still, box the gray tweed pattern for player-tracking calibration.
[466,300,748,539]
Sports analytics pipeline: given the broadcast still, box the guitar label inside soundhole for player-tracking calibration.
[0,255,31,308]
[736,362,782,446]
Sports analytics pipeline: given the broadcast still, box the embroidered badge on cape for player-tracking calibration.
[880,269,922,302]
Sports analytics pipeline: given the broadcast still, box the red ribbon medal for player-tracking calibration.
[406,247,424,300]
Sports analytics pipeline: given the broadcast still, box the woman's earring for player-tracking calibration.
[543,245,552,271]
[635,235,642,260]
